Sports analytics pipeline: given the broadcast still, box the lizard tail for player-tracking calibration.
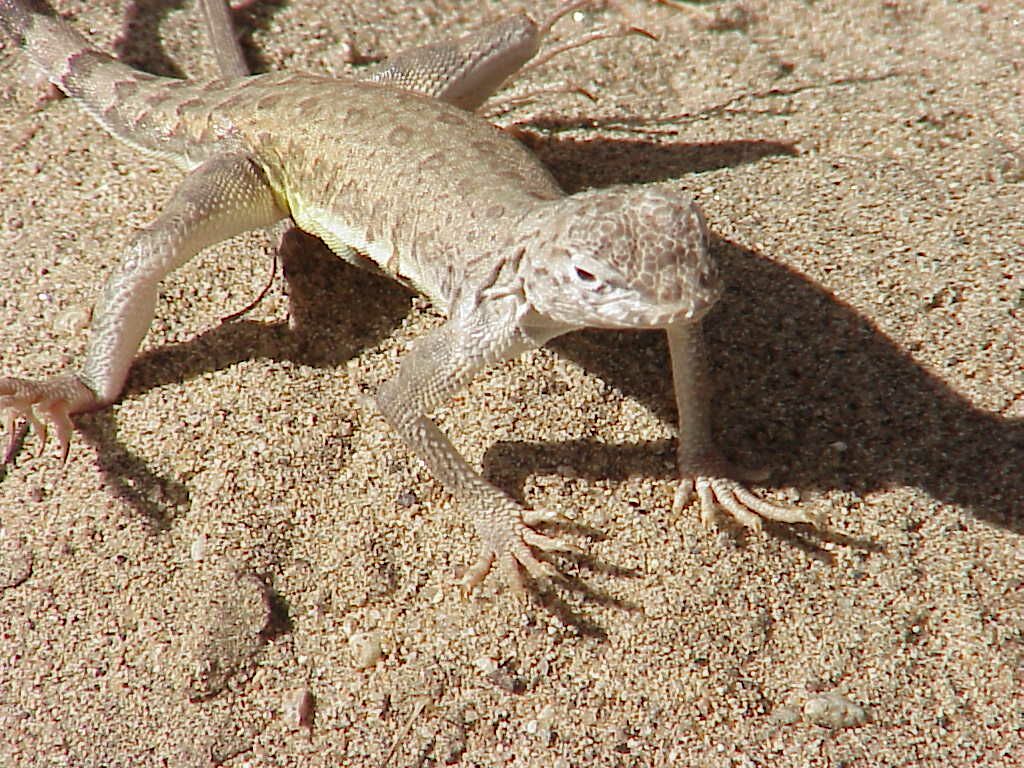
[0,0,209,166]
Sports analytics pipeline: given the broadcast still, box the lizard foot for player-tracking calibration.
[0,374,96,464]
[460,508,579,593]
[673,456,825,532]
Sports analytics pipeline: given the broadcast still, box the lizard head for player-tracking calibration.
[519,186,723,330]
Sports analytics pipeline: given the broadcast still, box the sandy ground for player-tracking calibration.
[0,0,1021,765]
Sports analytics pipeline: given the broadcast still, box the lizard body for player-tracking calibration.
[0,1,820,590]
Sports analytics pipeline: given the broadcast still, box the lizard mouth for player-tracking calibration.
[580,297,714,330]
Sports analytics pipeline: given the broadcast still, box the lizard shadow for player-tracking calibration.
[521,129,800,191]
[114,1,191,78]
[75,231,415,530]
[112,0,291,78]
[479,129,1023,554]
[227,0,303,75]
[114,0,339,79]
[482,234,1023,546]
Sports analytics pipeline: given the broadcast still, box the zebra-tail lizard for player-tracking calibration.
[0,0,821,590]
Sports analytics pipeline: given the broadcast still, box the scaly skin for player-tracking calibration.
[0,0,822,592]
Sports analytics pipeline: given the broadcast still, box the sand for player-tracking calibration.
[0,1,1021,765]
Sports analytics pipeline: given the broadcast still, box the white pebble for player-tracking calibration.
[348,632,382,669]
[54,306,91,334]
[190,534,207,562]
[803,692,868,728]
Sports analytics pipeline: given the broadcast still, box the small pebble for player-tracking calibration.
[190,534,207,562]
[420,585,444,604]
[803,692,869,728]
[53,305,91,334]
[283,687,315,729]
[533,703,556,741]
[0,535,33,590]
[349,631,382,669]
[185,570,272,700]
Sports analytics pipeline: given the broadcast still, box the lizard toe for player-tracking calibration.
[41,401,75,464]
[463,515,571,594]
[1,382,48,463]
[521,507,568,526]
[522,527,579,556]
[510,544,557,587]
[460,546,496,593]
[0,374,96,463]
[704,477,764,531]
[686,475,824,531]
[672,478,696,515]
[677,452,822,531]
[499,550,530,593]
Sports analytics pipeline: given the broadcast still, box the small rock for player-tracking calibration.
[185,568,273,700]
[532,704,556,743]
[486,666,526,694]
[349,631,382,669]
[53,305,91,335]
[283,687,315,729]
[190,534,208,562]
[803,691,869,728]
[473,656,498,675]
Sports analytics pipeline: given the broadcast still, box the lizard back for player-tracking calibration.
[226,74,564,304]
[0,0,564,306]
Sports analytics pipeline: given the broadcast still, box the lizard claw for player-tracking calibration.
[460,510,578,593]
[674,456,825,531]
[0,375,95,464]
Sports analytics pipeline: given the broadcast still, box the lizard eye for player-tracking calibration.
[574,267,597,282]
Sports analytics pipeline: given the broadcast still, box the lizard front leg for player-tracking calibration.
[667,320,825,530]
[1,152,286,462]
[376,305,575,592]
